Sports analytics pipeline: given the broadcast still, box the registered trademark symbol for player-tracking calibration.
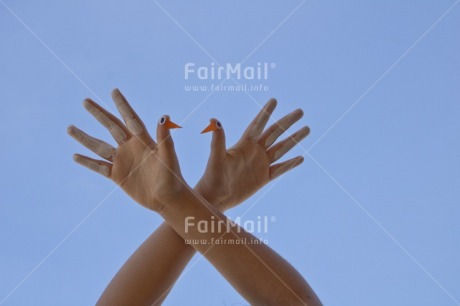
[270,63,276,69]
[271,216,276,222]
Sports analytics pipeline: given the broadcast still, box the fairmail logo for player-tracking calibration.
[184,62,276,80]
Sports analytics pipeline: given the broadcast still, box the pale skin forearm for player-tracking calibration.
[97,185,321,306]
[96,189,216,306]
[96,222,194,306]
[159,189,322,306]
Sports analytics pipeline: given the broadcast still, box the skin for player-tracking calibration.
[68,89,322,306]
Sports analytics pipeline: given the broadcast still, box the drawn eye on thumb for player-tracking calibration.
[159,115,182,129]
[201,119,222,134]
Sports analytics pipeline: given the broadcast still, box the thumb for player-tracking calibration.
[157,115,181,163]
[202,118,226,163]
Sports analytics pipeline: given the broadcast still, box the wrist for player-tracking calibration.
[158,186,202,221]
[148,182,191,214]
[193,184,226,212]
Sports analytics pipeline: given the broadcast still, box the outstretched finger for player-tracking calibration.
[73,154,112,178]
[267,126,310,163]
[111,88,148,137]
[244,98,277,141]
[67,125,116,161]
[260,108,304,148]
[83,98,130,144]
[269,156,304,180]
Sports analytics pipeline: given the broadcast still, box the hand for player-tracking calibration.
[195,99,310,211]
[68,89,185,212]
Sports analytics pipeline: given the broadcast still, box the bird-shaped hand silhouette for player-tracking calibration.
[196,99,309,211]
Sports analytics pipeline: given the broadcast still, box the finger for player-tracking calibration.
[202,119,226,163]
[83,98,130,144]
[111,88,147,136]
[269,156,304,180]
[73,154,112,178]
[67,125,116,161]
[260,108,304,148]
[267,126,310,162]
[157,115,180,163]
[244,98,277,141]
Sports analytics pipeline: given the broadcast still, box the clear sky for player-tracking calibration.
[1,0,459,305]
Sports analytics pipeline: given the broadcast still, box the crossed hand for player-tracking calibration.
[67,89,321,306]
[68,88,309,213]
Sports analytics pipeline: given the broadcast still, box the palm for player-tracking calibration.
[224,143,271,206]
[110,137,155,206]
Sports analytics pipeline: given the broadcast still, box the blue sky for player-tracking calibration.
[1,0,459,305]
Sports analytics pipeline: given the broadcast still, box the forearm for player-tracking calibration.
[96,187,217,306]
[161,189,322,306]
[96,222,195,306]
